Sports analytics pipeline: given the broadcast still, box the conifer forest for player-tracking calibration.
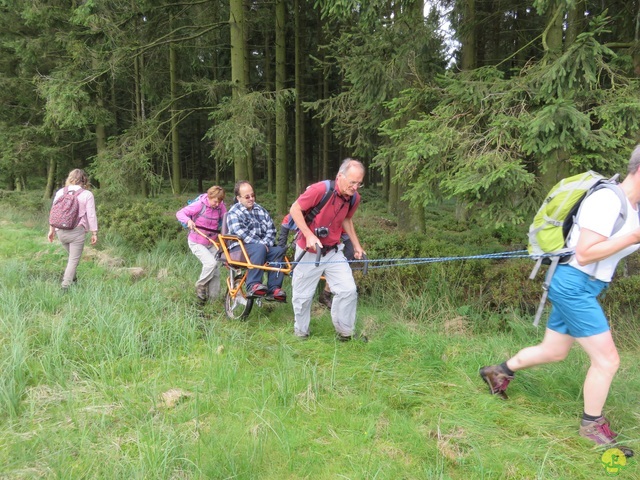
[2,0,640,228]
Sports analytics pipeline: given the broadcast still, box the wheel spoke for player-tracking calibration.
[225,291,253,319]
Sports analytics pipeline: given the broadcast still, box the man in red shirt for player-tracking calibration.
[289,158,366,341]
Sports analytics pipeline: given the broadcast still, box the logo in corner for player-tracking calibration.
[601,448,627,476]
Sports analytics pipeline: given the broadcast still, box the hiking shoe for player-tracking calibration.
[196,285,208,302]
[579,418,634,457]
[318,290,333,309]
[270,288,286,302]
[337,333,368,343]
[294,329,310,340]
[579,417,618,445]
[479,365,514,399]
[247,283,267,297]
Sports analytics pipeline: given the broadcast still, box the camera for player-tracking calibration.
[314,226,329,238]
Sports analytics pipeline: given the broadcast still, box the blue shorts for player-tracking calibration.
[546,264,610,338]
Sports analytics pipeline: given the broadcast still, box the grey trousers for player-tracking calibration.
[291,245,358,337]
[56,226,87,288]
[188,240,221,300]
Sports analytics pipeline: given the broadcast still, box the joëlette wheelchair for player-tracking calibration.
[193,220,320,320]
[193,216,366,320]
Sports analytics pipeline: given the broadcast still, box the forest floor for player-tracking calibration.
[1,209,639,479]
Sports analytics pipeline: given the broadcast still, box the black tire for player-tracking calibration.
[225,291,254,320]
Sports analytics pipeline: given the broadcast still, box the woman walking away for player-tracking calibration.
[47,169,98,291]
[480,145,640,457]
[176,186,226,304]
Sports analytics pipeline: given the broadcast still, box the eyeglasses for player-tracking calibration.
[343,179,364,188]
[239,193,256,200]
[340,173,364,188]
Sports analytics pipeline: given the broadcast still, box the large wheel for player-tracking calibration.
[225,291,254,319]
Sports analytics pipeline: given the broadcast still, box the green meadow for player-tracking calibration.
[0,201,638,479]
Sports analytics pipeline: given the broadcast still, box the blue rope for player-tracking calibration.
[283,249,573,269]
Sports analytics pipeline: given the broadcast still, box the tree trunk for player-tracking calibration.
[211,20,220,188]
[635,1,640,75]
[169,15,181,195]
[461,0,476,70]
[230,0,249,181]
[244,1,254,186]
[540,150,571,193]
[44,156,57,199]
[134,31,147,197]
[294,0,304,194]
[566,0,585,47]
[320,17,329,181]
[455,199,468,223]
[543,1,564,59]
[265,25,274,194]
[413,203,426,233]
[275,0,288,215]
[93,64,107,162]
[388,164,398,215]
[382,164,389,201]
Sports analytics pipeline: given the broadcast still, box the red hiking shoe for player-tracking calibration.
[247,283,267,297]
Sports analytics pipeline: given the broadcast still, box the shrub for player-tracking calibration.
[0,190,49,215]
[98,200,183,251]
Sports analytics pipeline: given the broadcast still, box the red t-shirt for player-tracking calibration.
[295,179,360,250]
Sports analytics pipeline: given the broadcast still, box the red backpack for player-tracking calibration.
[49,187,84,230]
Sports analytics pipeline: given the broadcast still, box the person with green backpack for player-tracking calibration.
[480,145,640,456]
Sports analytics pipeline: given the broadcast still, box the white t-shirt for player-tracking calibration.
[567,187,639,282]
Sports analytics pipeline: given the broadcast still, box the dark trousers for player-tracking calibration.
[236,243,286,291]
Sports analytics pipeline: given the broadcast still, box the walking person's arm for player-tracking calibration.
[575,228,640,266]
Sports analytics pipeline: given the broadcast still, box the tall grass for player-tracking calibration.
[0,203,638,479]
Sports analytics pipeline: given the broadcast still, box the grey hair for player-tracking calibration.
[628,145,640,175]
[338,158,365,176]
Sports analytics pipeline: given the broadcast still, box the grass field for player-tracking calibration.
[0,207,638,479]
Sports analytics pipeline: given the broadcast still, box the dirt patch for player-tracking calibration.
[83,247,125,268]
[157,388,193,409]
[443,316,469,336]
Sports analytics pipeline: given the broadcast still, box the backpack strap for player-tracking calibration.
[190,194,224,232]
[55,186,83,204]
[349,190,359,212]
[303,180,335,225]
[591,182,628,235]
[55,186,69,204]
[532,254,566,327]
[304,179,359,224]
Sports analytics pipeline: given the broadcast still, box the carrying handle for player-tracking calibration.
[192,226,219,250]
[289,243,322,274]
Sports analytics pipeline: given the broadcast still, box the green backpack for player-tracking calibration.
[527,170,627,326]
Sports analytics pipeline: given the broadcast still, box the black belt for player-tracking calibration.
[321,245,338,256]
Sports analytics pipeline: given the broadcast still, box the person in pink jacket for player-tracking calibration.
[176,186,227,303]
[47,169,98,291]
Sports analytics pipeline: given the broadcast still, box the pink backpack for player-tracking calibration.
[49,187,83,230]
